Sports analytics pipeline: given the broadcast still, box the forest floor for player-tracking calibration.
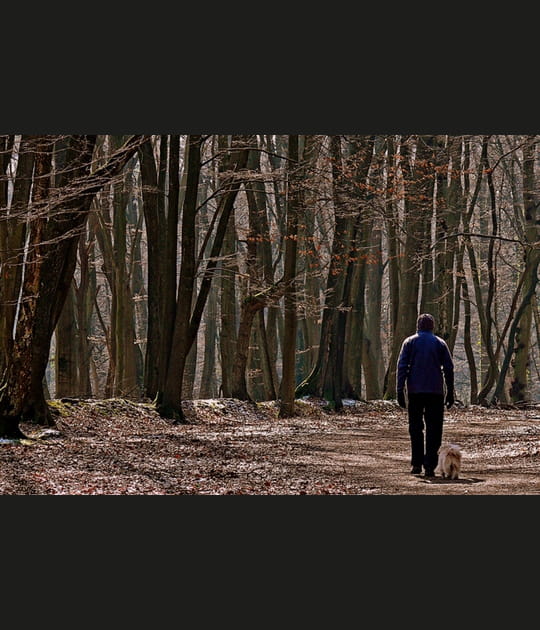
[1,396,540,495]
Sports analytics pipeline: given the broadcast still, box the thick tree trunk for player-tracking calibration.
[0,135,148,437]
[158,135,181,396]
[0,136,34,379]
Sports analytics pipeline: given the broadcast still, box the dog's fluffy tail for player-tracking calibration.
[447,462,460,479]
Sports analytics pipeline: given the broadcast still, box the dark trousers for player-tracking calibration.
[407,393,444,471]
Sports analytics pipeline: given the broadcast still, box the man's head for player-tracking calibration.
[417,313,434,332]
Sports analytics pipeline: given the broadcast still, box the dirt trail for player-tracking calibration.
[1,398,539,494]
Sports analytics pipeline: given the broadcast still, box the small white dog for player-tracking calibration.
[435,443,462,480]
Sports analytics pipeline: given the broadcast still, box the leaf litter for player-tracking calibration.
[1,397,540,494]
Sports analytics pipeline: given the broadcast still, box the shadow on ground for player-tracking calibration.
[418,476,484,485]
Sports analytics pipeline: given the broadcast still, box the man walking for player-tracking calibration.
[396,313,455,477]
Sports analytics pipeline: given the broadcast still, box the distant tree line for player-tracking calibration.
[0,134,538,438]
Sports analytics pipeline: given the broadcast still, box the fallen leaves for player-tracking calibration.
[0,397,538,494]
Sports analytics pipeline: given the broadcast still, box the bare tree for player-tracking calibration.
[0,135,147,438]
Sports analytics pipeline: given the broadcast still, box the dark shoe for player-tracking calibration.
[411,466,422,474]
[424,469,435,478]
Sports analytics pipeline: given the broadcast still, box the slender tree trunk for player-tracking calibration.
[362,221,384,399]
[243,138,278,400]
[385,136,400,337]
[296,135,363,407]
[199,279,218,398]
[342,136,377,399]
[112,146,139,397]
[279,135,300,417]
[219,211,238,397]
[138,137,165,399]
[231,282,287,401]
[158,135,202,417]
[493,252,540,403]
[384,136,431,398]
[461,270,478,404]
[55,285,79,397]
[232,296,265,401]
[264,134,287,383]
[296,136,323,383]
[507,136,539,403]
[75,229,96,398]
[476,146,501,403]
[125,179,145,393]
[158,136,252,421]
[460,137,488,402]
[255,309,278,400]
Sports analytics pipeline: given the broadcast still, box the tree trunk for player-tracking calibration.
[232,296,264,400]
[295,136,360,406]
[138,137,166,399]
[0,136,34,379]
[0,135,148,437]
[279,135,300,417]
[460,260,478,404]
[243,138,278,400]
[385,136,400,337]
[158,135,252,421]
[507,136,539,403]
[112,143,139,397]
[199,279,218,398]
[158,135,202,418]
[476,145,501,404]
[219,208,238,397]
[55,285,79,397]
[75,229,97,399]
[342,136,377,399]
[362,221,384,399]
[384,136,432,399]
[494,251,540,403]
[158,135,181,396]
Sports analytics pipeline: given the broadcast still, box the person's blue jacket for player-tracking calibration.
[397,330,454,396]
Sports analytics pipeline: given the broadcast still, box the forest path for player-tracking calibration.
[1,398,539,494]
